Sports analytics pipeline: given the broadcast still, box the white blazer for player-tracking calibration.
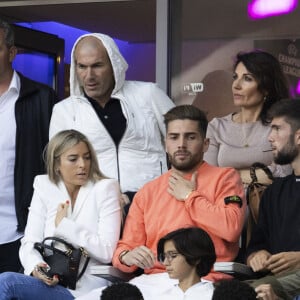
[19,175,122,297]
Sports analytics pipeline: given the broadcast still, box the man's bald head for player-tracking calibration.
[74,36,110,62]
[74,35,115,106]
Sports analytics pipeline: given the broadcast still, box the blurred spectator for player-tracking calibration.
[101,282,144,300]
[0,19,57,273]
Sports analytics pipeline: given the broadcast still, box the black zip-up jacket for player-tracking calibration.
[14,73,58,232]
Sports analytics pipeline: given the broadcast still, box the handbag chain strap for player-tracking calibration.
[249,162,274,183]
[77,247,90,280]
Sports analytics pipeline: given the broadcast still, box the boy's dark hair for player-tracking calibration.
[234,50,289,125]
[268,98,300,134]
[157,227,216,277]
[164,105,208,137]
[101,282,144,300]
[212,279,256,300]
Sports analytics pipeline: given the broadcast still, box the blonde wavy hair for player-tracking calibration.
[45,130,106,184]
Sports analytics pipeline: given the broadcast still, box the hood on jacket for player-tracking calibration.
[69,33,128,97]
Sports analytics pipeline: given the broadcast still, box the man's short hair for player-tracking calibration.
[212,279,256,300]
[0,19,15,48]
[268,98,300,134]
[164,105,208,137]
[101,282,144,300]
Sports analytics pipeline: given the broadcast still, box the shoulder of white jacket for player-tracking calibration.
[33,174,51,188]
[94,178,119,188]
[58,95,88,103]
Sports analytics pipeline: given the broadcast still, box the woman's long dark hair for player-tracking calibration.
[234,50,289,125]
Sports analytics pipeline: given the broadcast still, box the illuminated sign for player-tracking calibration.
[248,0,298,19]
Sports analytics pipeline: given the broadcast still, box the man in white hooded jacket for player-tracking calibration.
[50,33,175,200]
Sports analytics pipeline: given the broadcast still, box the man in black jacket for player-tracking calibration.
[247,99,300,299]
[0,19,58,272]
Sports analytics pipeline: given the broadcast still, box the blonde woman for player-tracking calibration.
[0,130,121,299]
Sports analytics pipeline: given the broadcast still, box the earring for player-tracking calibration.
[264,95,268,101]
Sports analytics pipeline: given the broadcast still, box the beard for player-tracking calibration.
[274,136,299,165]
[167,150,202,171]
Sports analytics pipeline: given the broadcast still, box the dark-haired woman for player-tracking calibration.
[204,50,291,186]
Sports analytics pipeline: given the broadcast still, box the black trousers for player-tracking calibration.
[0,238,22,273]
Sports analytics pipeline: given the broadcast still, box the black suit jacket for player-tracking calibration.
[14,73,58,232]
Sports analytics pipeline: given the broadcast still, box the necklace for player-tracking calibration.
[241,123,250,148]
[243,137,249,147]
[234,113,250,147]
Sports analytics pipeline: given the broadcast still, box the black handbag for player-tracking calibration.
[34,236,90,290]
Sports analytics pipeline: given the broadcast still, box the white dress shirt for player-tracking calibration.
[75,272,214,300]
[157,280,214,300]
